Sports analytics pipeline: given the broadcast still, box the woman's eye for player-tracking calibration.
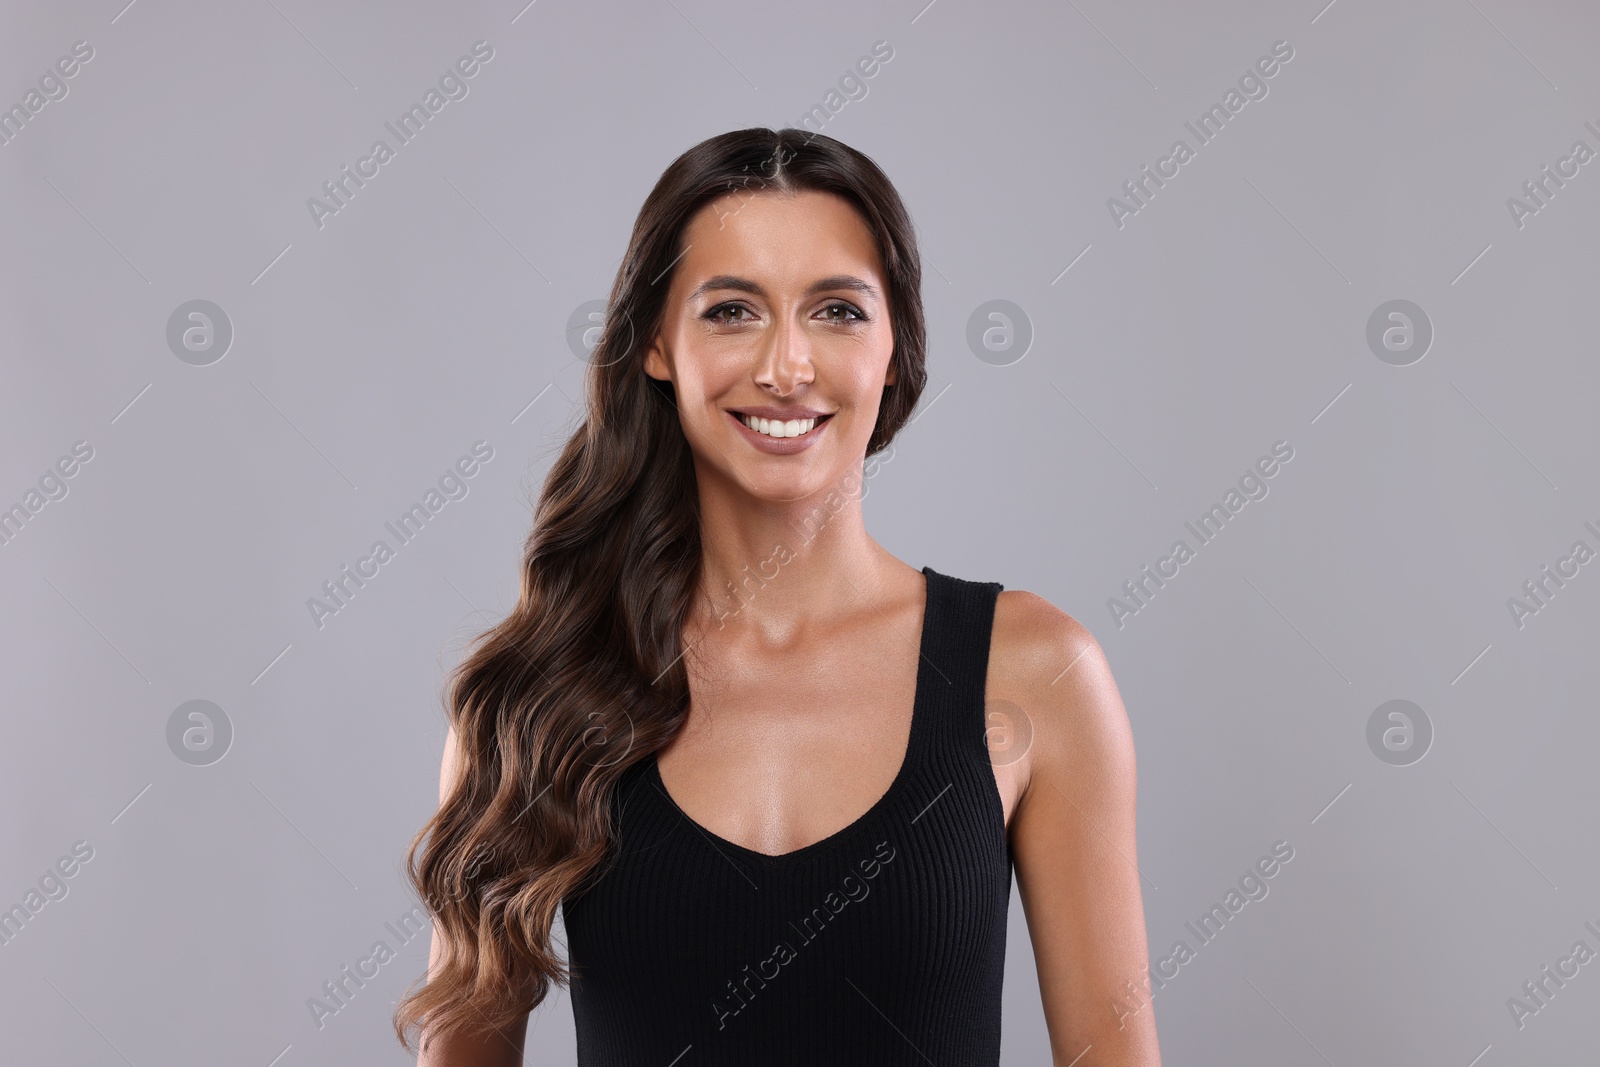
[706,303,752,324]
[821,302,867,322]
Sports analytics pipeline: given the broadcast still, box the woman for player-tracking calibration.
[397,127,1162,1066]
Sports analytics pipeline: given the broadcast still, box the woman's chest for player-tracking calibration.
[565,755,1012,984]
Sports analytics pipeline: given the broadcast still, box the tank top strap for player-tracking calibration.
[915,565,1004,763]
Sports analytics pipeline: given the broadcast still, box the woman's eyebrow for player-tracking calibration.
[687,274,881,302]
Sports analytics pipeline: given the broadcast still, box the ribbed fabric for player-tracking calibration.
[561,566,1011,1066]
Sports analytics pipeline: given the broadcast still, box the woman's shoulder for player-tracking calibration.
[922,565,1106,687]
[988,587,1100,703]
[987,586,1125,767]
[991,587,1098,676]
[921,566,1101,689]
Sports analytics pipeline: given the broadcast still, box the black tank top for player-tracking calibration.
[561,566,1011,1065]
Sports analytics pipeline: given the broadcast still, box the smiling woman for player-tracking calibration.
[642,190,897,477]
[395,127,1162,1067]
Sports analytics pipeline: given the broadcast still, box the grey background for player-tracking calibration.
[3,0,1597,1064]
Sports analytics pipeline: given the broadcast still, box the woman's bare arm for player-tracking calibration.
[1004,594,1162,1066]
[415,725,530,1067]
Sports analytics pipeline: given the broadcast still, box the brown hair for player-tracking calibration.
[392,126,929,1051]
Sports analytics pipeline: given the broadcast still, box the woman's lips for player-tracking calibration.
[726,410,833,454]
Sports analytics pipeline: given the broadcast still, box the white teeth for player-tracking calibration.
[740,414,819,438]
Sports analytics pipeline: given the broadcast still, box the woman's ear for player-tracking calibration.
[643,339,670,382]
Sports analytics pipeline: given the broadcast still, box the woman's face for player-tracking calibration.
[643,188,896,503]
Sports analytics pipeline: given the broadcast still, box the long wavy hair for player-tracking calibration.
[392,126,929,1051]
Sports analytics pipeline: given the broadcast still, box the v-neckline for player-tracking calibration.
[648,567,938,866]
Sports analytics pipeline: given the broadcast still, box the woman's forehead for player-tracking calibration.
[676,190,884,294]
